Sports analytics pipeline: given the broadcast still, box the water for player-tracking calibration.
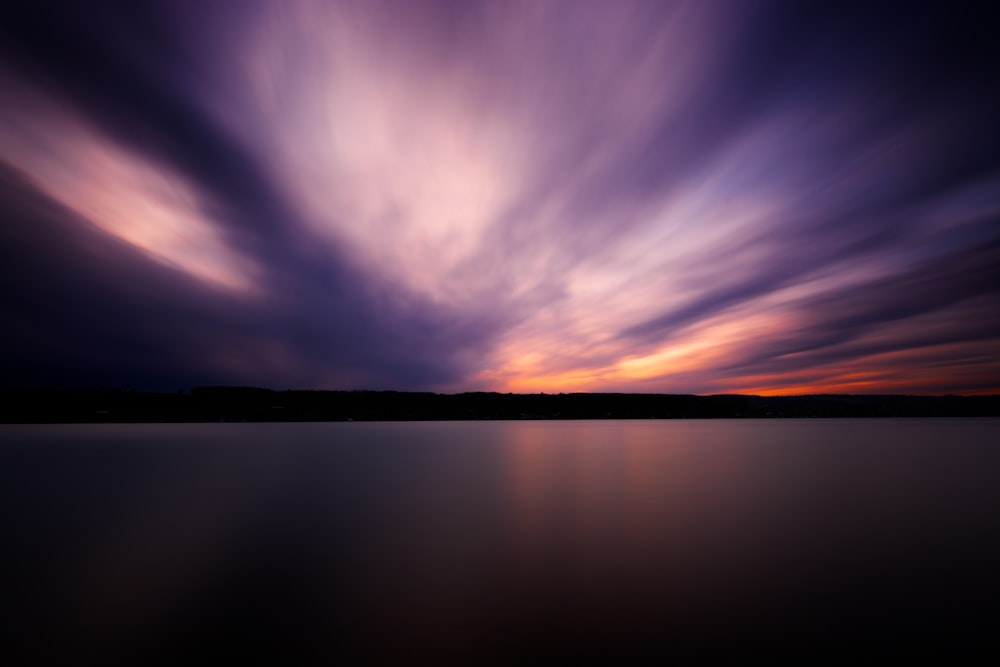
[3,419,999,663]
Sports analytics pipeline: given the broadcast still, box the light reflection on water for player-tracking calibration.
[3,419,999,663]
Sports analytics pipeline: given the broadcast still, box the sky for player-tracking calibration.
[1,0,998,395]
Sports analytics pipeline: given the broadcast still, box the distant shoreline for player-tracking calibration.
[2,388,998,423]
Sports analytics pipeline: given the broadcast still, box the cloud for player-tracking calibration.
[1,0,998,393]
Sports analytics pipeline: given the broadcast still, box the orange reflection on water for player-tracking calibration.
[496,421,767,597]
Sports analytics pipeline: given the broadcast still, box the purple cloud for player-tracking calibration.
[1,0,998,394]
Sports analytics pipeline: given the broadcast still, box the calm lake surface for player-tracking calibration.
[3,419,999,663]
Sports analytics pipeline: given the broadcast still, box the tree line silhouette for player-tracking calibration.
[2,387,998,422]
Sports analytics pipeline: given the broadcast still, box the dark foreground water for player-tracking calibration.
[3,419,999,664]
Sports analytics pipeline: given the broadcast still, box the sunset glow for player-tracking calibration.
[1,1,997,393]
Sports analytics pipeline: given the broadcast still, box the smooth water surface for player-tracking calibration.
[3,419,999,663]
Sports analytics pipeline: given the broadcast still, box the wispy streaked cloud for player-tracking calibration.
[1,0,997,393]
